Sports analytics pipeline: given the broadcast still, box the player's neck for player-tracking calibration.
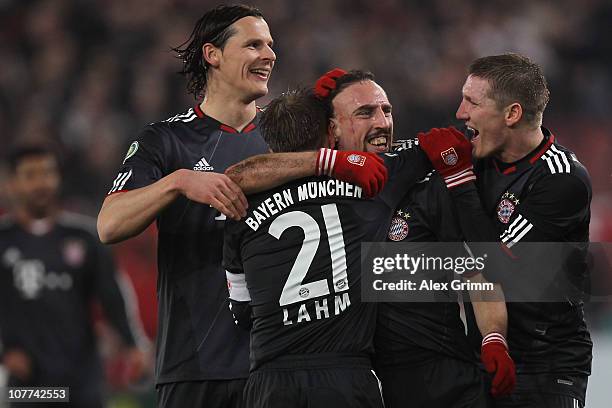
[200,85,257,131]
[496,126,544,163]
[14,207,58,235]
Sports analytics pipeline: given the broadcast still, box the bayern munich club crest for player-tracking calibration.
[441,147,458,166]
[388,216,409,241]
[497,192,519,224]
[347,154,366,166]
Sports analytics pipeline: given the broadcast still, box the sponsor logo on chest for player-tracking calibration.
[193,157,214,171]
[2,247,75,299]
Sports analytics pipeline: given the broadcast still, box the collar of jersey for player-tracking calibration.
[193,104,259,133]
[493,127,554,175]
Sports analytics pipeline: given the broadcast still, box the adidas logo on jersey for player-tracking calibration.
[193,157,214,171]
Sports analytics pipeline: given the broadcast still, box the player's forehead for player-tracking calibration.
[332,80,391,115]
[228,16,273,44]
[462,74,492,101]
[14,155,58,175]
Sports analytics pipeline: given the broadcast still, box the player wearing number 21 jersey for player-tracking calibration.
[223,89,441,407]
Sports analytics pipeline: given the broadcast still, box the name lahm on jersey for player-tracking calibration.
[245,180,363,231]
[282,292,351,326]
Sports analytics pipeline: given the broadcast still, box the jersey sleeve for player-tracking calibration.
[222,220,252,330]
[90,238,144,347]
[107,126,167,194]
[223,219,245,276]
[378,139,433,208]
[0,292,21,354]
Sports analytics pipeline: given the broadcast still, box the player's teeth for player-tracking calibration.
[369,136,387,146]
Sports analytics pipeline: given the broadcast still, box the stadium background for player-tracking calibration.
[0,0,610,406]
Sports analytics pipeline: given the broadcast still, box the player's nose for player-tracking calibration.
[456,101,469,120]
[372,107,391,129]
[262,44,276,63]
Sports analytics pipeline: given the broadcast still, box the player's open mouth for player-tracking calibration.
[249,68,270,80]
[467,126,480,142]
[368,135,388,148]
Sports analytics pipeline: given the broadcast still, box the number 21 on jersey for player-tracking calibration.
[269,204,349,306]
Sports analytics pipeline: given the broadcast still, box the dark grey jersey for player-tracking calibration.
[451,128,592,377]
[0,213,139,389]
[224,147,432,371]
[107,105,269,383]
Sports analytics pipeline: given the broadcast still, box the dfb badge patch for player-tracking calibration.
[388,216,409,241]
[441,147,458,166]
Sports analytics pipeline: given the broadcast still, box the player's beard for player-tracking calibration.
[22,192,57,219]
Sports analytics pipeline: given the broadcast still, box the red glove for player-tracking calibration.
[417,127,475,188]
[314,68,347,99]
[481,332,516,397]
[316,148,388,198]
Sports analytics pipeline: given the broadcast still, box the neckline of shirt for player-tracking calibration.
[493,127,554,175]
[193,104,258,133]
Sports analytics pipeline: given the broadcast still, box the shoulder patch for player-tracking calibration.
[123,141,139,164]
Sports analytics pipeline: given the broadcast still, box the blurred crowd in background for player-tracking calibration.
[1,0,611,406]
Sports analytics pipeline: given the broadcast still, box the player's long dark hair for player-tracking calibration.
[173,4,264,99]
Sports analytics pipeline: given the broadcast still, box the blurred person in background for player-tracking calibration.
[0,144,147,408]
[97,4,275,407]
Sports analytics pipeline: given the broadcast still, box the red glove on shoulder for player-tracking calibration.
[481,332,516,397]
[316,148,388,198]
[417,127,475,188]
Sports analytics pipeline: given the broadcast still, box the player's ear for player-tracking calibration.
[327,119,339,149]
[505,102,522,127]
[202,43,221,68]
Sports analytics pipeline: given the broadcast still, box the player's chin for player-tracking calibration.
[251,76,270,92]
[250,85,269,100]
[365,143,389,154]
[470,139,485,159]
[27,202,52,218]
